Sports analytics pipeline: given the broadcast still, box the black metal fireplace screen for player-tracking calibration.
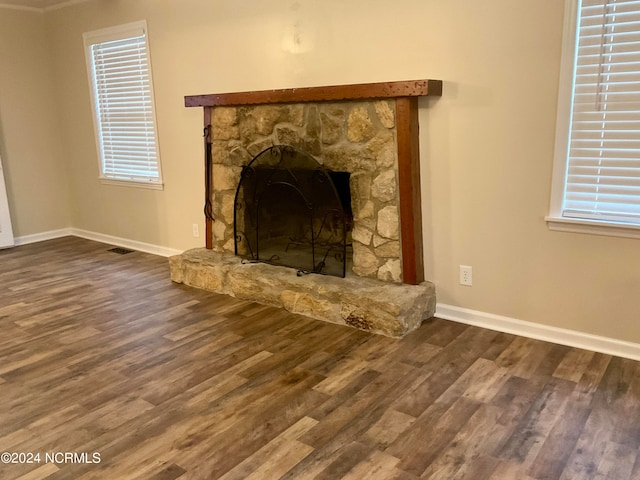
[234,145,351,277]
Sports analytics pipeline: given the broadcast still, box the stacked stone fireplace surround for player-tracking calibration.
[170,81,440,337]
[211,100,403,281]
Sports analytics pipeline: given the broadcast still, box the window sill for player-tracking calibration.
[100,178,164,191]
[545,216,640,240]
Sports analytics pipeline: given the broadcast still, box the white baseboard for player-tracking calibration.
[14,228,74,246]
[436,303,640,361]
[13,228,182,257]
[70,229,183,257]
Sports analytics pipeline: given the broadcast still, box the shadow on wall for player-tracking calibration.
[0,109,15,220]
[0,108,15,246]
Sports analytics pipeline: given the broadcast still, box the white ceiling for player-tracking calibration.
[0,0,90,11]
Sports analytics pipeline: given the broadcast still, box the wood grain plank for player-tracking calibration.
[495,378,575,466]
[420,404,505,480]
[342,450,402,480]
[592,441,636,479]
[218,416,317,480]
[391,397,482,477]
[526,403,591,480]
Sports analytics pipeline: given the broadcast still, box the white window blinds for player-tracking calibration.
[84,22,162,187]
[565,0,640,223]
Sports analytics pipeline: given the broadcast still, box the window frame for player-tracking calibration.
[547,0,640,239]
[83,20,163,190]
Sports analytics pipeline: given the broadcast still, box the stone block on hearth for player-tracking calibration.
[169,249,436,338]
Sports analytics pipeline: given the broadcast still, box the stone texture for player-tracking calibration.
[213,106,237,126]
[212,164,241,191]
[253,106,289,135]
[223,238,235,252]
[377,205,399,240]
[357,216,377,233]
[355,199,374,219]
[340,303,374,331]
[352,243,379,277]
[169,254,225,292]
[289,104,305,127]
[306,106,320,140]
[347,107,376,142]
[374,145,396,169]
[375,240,400,258]
[212,141,229,164]
[349,172,372,213]
[228,266,281,307]
[378,259,402,283]
[275,126,301,146]
[212,220,226,243]
[320,113,343,145]
[169,249,436,338]
[366,131,396,168]
[220,193,235,224]
[351,225,373,245]
[372,234,388,248]
[212,107,239,140]
[247,138,274,157]
[325,106,346,117]
[275,126,321,156]
[281,290,338,320]
[237,109,258,145]
[371,170,396,202]
[374,100,395,128]
[228,146,252,167]
[324,146,376,172]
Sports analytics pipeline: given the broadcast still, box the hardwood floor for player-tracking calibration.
[1,237,639,479]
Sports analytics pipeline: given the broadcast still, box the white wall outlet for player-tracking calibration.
[459,265,472,286]
[192,223,200,238]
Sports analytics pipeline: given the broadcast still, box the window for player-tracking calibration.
[84,21,163,189]
[548,0,640,238]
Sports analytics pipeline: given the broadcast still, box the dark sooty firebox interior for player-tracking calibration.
[234,145,352,277]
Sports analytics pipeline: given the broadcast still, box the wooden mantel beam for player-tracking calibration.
[185,79,442,108]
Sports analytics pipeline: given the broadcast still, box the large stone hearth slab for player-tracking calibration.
[170,249,436,338]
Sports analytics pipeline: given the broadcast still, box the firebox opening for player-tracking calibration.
[234,145,353,278]
[328,170,352,219]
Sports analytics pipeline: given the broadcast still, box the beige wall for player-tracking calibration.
[0,8,70,236]
[419,1,640,343]
[4,0,640,343]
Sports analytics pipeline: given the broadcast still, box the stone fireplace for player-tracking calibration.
[170,80,442,337]
[209,98,406,281]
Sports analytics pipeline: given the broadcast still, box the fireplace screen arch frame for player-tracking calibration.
[233,145,349,277]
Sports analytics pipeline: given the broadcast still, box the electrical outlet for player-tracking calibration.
[459,265,472,286]
[192,223,199,238]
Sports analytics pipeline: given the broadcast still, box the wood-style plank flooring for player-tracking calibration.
[1,237,639,479]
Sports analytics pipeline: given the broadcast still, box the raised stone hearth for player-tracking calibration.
[170,248,436,338]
